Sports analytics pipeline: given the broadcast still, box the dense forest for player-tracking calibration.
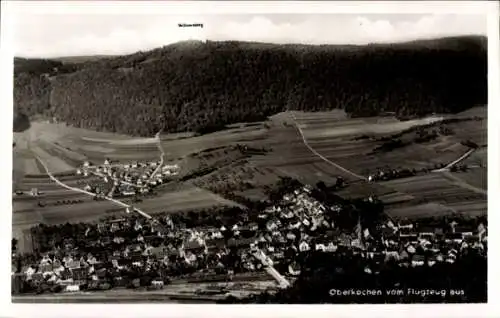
[14,36,487,136]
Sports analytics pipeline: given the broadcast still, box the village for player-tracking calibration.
[76,159,180,198]
[12,177,487,296]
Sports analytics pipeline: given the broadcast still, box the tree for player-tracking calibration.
[12,238,18,253]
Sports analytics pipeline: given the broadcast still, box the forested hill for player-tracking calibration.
[14,36,487,136]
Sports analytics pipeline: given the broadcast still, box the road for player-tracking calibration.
[434,148,475,172]
[147,131,166,184]
[252,249,291,289]
[289,112,366,181]
[35,156,153,220]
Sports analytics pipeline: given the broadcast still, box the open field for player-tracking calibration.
[382,173,487,219]
[383,174,486,204]
[385,202,456,219]
[134,186,242,215]
[447,169,487,191]
[462,147,487,167]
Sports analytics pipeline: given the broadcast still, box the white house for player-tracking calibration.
[65,285,80,292]
[30,188,39,196]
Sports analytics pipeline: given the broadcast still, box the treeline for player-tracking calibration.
[14,36,487,136]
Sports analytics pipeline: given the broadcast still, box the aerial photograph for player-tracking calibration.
[11,8,488,304]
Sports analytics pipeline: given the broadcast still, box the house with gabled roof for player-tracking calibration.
[454,226,474,239]
[418,227,435,240]
[398,219,414,230]
[411,254,425,267]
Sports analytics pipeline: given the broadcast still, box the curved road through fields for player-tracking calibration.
[289,111,486,197]
[35,156,153,220]
[289,112,366,181]
[433,148,475,172]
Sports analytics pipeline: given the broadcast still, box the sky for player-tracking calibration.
[8,8,487,58]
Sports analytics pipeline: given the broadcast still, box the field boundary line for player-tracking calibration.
[441,171,487,196]
[289,112,366,181]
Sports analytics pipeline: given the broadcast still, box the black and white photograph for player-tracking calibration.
[3,0,498,313]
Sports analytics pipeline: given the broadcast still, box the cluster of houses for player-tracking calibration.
[247,185,487,276]
[375,218,487,267]
[76,159,180,198]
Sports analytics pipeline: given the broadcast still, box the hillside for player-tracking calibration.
[14,36,487,137]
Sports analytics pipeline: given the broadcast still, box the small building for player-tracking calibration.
[104,159,110,165]
[30,188,39,196]
[411,255,425,267]
[455,226,474,238]
[398,220,414,230]
[418,227,435,240]
[83,161,90,168]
